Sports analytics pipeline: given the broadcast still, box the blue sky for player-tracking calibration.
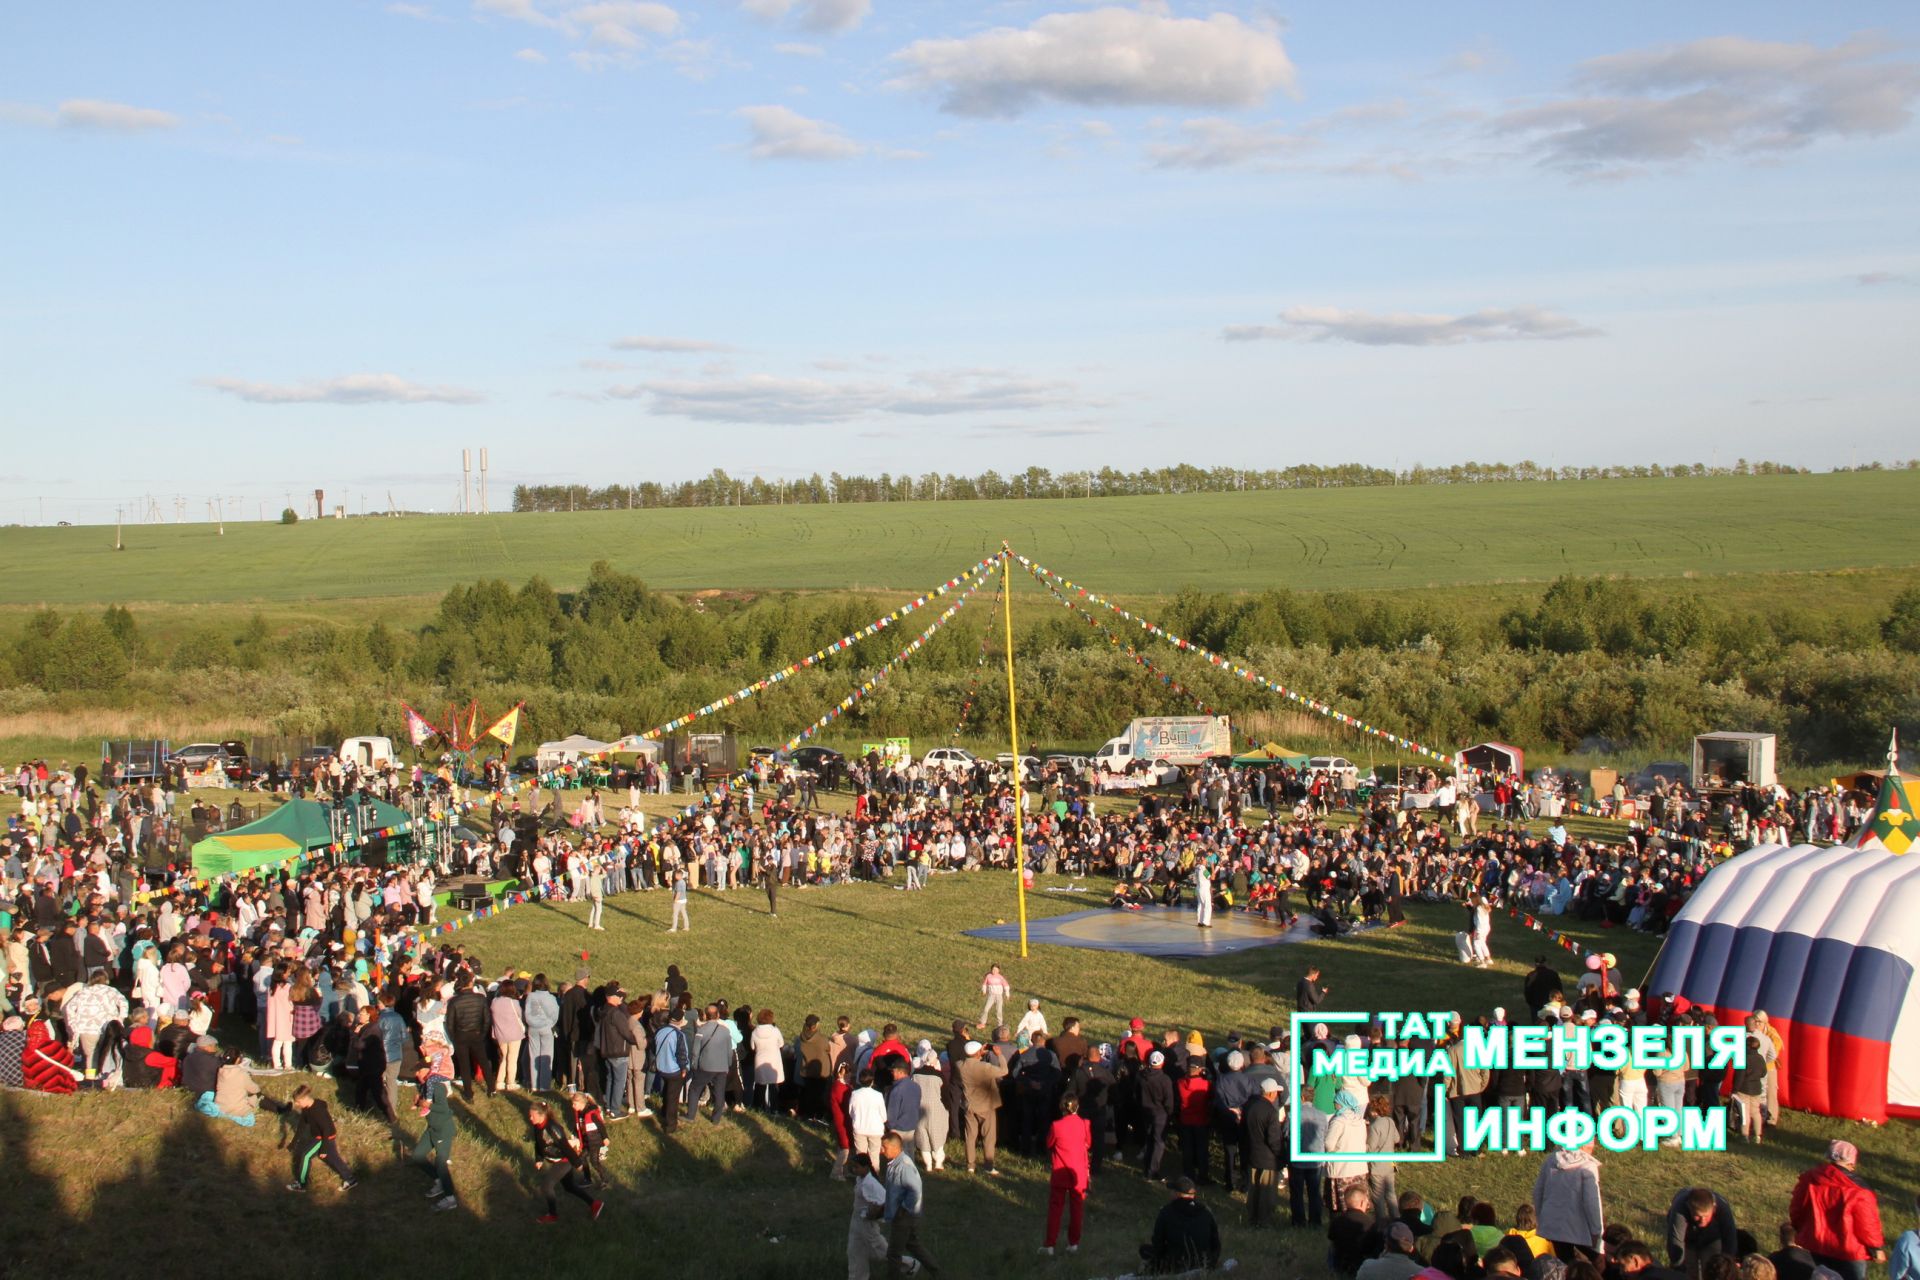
[3,2,1918,523]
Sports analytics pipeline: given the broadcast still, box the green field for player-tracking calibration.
[7,472,1920,605]
[4,872,1910,1280]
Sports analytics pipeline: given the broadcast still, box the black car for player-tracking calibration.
[791,746,844,774]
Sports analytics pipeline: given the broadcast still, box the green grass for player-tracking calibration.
[4,472,1919,604]
[3,872,1910,1280]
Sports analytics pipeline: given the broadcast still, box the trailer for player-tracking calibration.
[1692,731,1777,791]
[102,739,169,782]
[673,732,738,782]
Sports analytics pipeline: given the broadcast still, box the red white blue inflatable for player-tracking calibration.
[1647,750,1919,1122]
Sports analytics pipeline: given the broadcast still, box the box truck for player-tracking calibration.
[1092,716,1232,779]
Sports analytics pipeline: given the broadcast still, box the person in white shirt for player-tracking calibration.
[1015,998,1048,1043]
[849,1070,889,1170]
[847,1152,890,1280]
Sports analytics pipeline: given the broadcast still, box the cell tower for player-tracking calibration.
[461,449,472,514]
[479,447,489,514]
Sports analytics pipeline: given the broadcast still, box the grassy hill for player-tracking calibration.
[6,471,1919,605]
[3,873,1911,1280]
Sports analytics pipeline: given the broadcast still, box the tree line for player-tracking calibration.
[505,458,1910,513]
[7,563,1919,772]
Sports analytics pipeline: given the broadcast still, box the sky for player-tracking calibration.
[3,2,1919,524]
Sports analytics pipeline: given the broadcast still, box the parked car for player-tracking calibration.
[169,742,227,770]
[219,740,254,782]
[921,747,978,770]
[1307,756,1360,787]
[993,753,1043,782]
[791,746,845,775]
[1042,753,1093,778]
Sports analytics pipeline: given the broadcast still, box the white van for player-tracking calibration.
[339,735,398,770]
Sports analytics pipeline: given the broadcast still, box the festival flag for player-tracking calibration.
[466,701,480,748]
[401,702,437,748]
[1857,731,1915,855]
[485,702,523,748]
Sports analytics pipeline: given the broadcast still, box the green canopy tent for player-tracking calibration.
[1231,742,1311,768]
[189,831,307,878]
[190,797,414,878]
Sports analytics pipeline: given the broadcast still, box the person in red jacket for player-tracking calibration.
[828,1061,855,1180]
[1790,1140,1886,1280]
[1177,1058,1213,1185]
[1042,1096,1094,1256]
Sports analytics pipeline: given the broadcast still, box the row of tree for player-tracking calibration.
[7,564,1919,769]
[506,458,1900,512]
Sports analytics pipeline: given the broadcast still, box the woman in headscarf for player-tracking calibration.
[1324,1088,1368,1206]
[911,1048,949,1171]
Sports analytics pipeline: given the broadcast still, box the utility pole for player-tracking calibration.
[115,506,123,551]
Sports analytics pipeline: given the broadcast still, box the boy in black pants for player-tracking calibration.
[530,1101,603,1223]
[284,1086,356,1192]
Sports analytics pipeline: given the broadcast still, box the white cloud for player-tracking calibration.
[200,373,484,405]
[1146,117,1302,170]
[736,104,864,160]
[775,42,824,58]
[890,7,1296,118]
[514,47,548,62]
[1492,34,1920,176]
[609,335,733,353]
[473,0,679,59]
[1224,305,1601,347]
[744,0,869,35]
[2,99,181,132]
[618,367,1086,423]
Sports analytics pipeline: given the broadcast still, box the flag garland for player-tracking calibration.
[948,563,1005,741]
[782,560,997,753]
[601,556,999,751]
[1011,551,1453,764]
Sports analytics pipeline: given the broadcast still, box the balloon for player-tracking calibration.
[1602,952,1617,969]
[1584,954,1603,971]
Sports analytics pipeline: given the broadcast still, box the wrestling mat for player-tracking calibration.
[965,904,1317,958]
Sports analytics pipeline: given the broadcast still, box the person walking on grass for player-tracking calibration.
[1791,1140,1886,1280]
[882,1131,938,1278]
[528,1099,603,1224]
[668,869,690,933]
[848,1151,891,1280]
[979,964,1010,1031]
[586,859,606,931]
[284,1085,356,1193]
[1040,1095,1093,1257]
[411,1057,460,1212]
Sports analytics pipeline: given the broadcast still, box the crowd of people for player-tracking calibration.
[2,746,1914,1278]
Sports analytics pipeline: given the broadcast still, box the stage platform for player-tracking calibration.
[965,904,1318,958]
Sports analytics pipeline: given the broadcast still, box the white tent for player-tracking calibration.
[535,735,613,768]
[605,734,665,762]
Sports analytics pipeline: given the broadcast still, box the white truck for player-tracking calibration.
[1093,716,1232,782]
[339,735,398,770]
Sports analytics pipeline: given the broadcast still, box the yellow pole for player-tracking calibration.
[1000,546,1029,957]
